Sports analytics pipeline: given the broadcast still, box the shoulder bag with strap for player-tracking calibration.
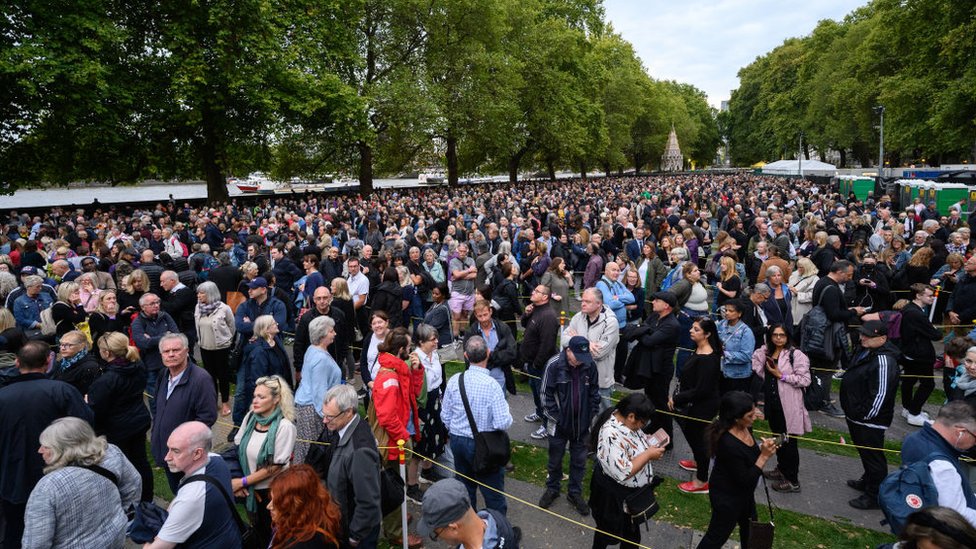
[749,475,775,549]
[458,372,511,474]
[182,474,259,549]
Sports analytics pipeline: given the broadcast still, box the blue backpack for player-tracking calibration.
[878,453,950,535]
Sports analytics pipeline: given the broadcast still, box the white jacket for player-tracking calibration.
[562,306,620,389]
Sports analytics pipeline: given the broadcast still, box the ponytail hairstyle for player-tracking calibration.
[706,391,755,458]
[694,317,723,356]
[97,331,140,362]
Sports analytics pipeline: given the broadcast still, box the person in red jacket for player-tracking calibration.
[371,327,424,548]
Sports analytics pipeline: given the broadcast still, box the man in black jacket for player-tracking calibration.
[810,260,866,417]
[840,320,900,510]
[948,255,976,328]
[270,244,302,299]
[520,284,560,439]
[463,301,518,395]
[160,270,197,350]
[320,384,384,549]
[899,283,943,426]
[627,291,681,446]
[538,336,601,515]
[0,341,93,548]
[292,286,347,379]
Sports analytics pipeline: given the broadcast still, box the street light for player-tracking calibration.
[873,105,885,178]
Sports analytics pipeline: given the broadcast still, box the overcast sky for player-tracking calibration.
[603,0,867,108]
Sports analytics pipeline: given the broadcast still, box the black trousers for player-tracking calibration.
[200,347,233,403]
[677,417,710,483]
[1,499,25,549]
[613,335,629,383]
[644,372,673,446]
[697,498,756,549]
[810,356,836,409]
[765,399,800,484]
[546,434,588,496]
[720,375,751,396]
[114,430,155,502]
[901,357,934,416]
[592,528,641,549]
[846,419,887,496]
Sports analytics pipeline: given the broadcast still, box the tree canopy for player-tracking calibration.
[726,0,976,168]
[1,0,720,199]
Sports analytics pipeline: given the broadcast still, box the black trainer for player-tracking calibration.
[567,493,591,516]
[538,488,559,509]
[849,493,879,510]
[847,478,866,492]
[406,484,424,504]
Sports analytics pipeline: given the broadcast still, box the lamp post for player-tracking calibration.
[873,105,885,179]
[798,132,804,179]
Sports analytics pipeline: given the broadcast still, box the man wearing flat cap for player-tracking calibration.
[417,478,521,549]
[839,320,900,510]
[538,336,601,515]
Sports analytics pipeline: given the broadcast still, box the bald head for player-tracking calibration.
[165,421,212,474]
[141,249,155,262]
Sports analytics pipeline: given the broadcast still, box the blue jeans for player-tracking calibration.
[451,435,508,515]
[598,387,613,412]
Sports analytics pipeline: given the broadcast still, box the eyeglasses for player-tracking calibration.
[322,409,347,422]
[59,342,83,348]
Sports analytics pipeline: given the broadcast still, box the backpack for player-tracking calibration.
[39,306,57,336]
[799,286,837,361]
[878,453,951,535]
[192,252,219,282]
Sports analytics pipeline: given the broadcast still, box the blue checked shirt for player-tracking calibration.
[440,366,513,438]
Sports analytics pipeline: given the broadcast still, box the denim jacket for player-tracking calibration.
[717,319,756,379]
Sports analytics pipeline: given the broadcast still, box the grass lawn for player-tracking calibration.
[508,440,894,549]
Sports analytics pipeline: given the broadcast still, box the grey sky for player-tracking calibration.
[604,0,867,108]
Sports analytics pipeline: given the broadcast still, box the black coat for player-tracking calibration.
[899,302,942,363]
[51,352,101,395]
[292,306,348,373]
[0,374,93,503]
[87,359,152,442]
[626,311,681,381]
[209,265,243,301]
[161,285,196,334]
[370,281,403,327]
[840,341,900,428]
[464,319,518,394]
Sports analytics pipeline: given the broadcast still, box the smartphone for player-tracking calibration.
[772,433,788,446]
[647,428,670,449]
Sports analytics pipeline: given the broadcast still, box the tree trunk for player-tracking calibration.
[579,160,587,180]
[446,136,459,186]
[839,148,847,168]
[358,141,374,195]
[199,113,228,204]
[508,146,529,184]
[633,154,642,175]
[603,162,611,177]
[546,159,556,181]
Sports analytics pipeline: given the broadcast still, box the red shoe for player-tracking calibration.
[678,459,697,472]
[678,481,709,494]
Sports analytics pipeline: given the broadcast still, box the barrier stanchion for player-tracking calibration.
[398,439,408,549]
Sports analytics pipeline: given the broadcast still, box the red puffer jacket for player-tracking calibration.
[372,352,423,460]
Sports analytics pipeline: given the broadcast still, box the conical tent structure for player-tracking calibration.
[661,125,683,172]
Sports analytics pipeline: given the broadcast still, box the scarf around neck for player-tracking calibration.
[238,407,283,512]
[59,349,89,372]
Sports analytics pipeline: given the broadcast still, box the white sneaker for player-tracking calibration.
[530,425,548,439]
[901,409,909,419]
[919,410,932,421]
[906,412,932,427]
[524,413,542,423]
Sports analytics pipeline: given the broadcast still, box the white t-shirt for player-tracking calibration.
[233,416,297,490]
[348,272,369,304]
[156,459,212,543]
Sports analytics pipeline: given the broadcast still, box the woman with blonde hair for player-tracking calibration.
[330,276,358,377]
[0,307,25,356]
[715,255,741,309]
[51,281,87,340]
[89,331,154,501]
[89,290,129,356]
[51,329,100,395]
[788,257,819,332]
[23,417,141,549]
[233,374,297,547]
[234,315,292,426]
[195,280,236,417]
[117,269,148,313]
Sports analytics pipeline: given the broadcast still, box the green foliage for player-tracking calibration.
[728,0,976,167]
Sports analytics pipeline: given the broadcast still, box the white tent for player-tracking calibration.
[762,159,837,177]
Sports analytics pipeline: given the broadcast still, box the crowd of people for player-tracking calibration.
[1,172,976,548]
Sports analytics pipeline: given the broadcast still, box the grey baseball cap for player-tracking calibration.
[416,478,471,538]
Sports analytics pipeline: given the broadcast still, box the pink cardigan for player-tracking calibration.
[751,345,812,435]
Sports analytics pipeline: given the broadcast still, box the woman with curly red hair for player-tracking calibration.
[268,464,341,548]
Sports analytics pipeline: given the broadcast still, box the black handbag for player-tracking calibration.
[217,444,244,479]
[459,372,511,474]
[623,482,660,526]
[379,467,406,516]
[748,476,775,549]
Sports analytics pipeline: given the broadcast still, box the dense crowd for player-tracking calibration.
[2,173,976,549]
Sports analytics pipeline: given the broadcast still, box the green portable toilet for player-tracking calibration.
[936,183,969,215]
[852,178,875,201]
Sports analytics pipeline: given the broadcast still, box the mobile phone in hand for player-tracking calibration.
[647,428,670,448]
